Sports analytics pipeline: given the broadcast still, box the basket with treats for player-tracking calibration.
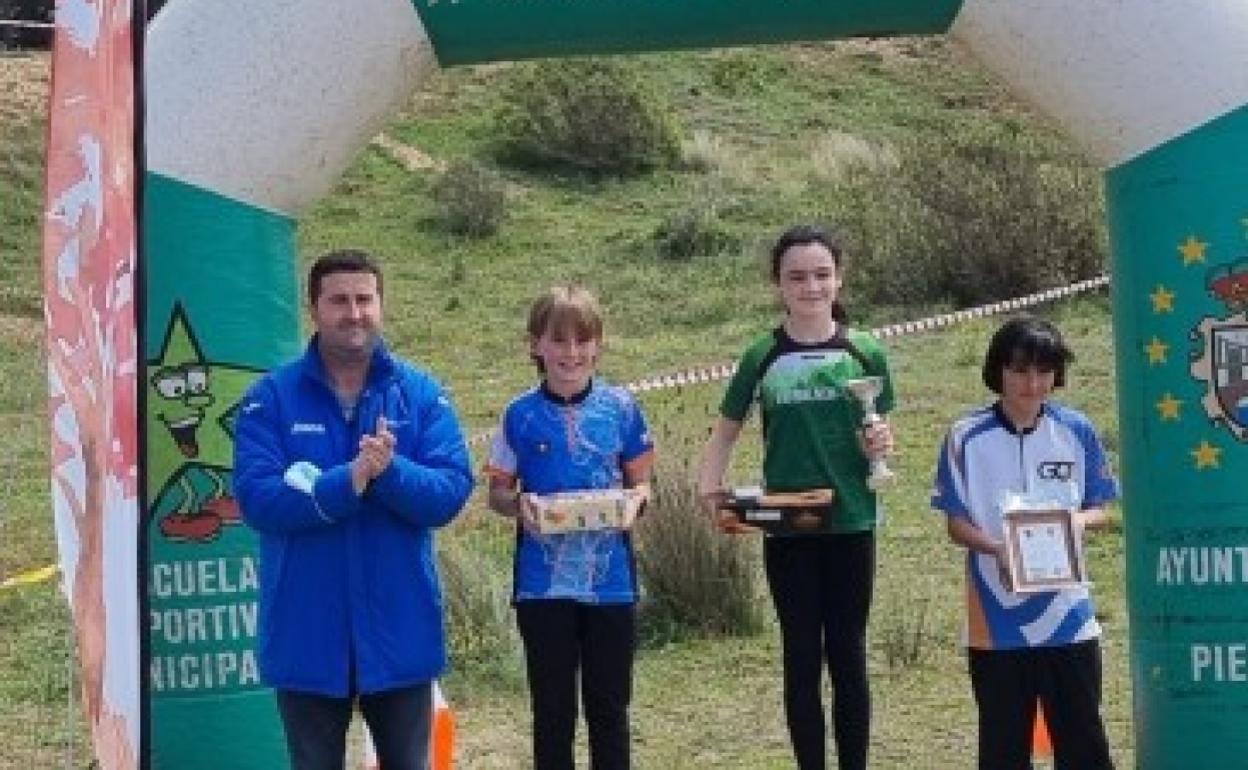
[528,488,647,534]
[719,487,836,534]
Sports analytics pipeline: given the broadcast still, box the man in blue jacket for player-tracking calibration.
[233,249,474,770]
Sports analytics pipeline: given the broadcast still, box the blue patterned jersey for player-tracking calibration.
[931,401,1118,650]
[485,379,654,604]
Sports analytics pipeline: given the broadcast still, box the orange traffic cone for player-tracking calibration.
[362,681,455,769]
[431,682,455,770]
[1032,700,1053,758]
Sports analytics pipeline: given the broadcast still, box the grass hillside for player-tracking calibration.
[0,53,46,320]
[0,42,1125,768]
[295,40,1103,427]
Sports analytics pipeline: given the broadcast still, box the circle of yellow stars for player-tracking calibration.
[1142,231,1244,471]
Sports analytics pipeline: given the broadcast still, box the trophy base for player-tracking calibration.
[866,469,895,492]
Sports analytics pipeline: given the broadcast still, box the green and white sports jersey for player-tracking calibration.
[720,326,895,534]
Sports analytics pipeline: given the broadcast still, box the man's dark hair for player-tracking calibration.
[307,249,384,304]
[982,315,1075,393]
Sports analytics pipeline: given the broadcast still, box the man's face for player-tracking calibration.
[311,271,383,362]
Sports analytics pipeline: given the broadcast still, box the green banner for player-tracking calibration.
[1108,105,1248,769]
[143,173,299,768]
[413,0,961,65]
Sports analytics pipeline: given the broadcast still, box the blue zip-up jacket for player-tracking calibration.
[232,337,473,697]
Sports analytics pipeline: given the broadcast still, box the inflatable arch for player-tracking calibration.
[39,0,1248,767]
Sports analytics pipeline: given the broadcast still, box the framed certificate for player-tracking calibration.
[1001,508,1087,593]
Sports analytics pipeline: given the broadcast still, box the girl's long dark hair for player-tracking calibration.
[769,224,848,323]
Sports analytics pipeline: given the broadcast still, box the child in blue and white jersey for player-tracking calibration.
[485,285,654,770]
[932,315,1117,770]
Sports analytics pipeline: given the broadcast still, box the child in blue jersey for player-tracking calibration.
[932,315,1117,770]
[485,285,654,770]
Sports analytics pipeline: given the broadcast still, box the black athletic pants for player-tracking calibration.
[969,639,1114,770]
[275,682,432,770]
[516,600,636,770]
[764,531,875,770]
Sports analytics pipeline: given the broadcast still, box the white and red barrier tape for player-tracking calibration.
[622,273,1110,394]
[0,20,54,29]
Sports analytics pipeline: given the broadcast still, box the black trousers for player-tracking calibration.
[275,682,432,770]
[515,600,636,770]
[969,639,1114,770]
[764,531,875,770]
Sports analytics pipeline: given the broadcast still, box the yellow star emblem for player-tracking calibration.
[1150,285,1176,313]
[1191,440,1221,470]
[1145,337,1169,365]
[1156,393,1182,421]
[1178,236,1208,265]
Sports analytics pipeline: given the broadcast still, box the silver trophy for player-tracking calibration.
[845,376,895,490]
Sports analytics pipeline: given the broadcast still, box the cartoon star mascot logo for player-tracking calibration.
[147,305,260,543]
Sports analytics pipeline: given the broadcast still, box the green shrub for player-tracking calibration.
[652,197,741,261]
[824,171,941,309]
[824,128,1107,309]
[494,58,681,174]
[906,134,1105,306]
[430,159,508,237]
[634,468,765,645]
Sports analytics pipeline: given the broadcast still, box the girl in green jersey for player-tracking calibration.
[697,224,896,770]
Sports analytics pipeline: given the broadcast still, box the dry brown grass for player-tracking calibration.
[0,52,49,124]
